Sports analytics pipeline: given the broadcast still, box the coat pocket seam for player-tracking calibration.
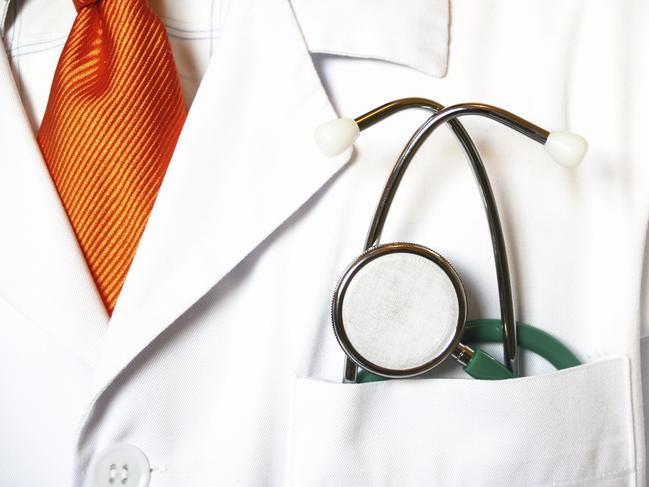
[532,466,634,487]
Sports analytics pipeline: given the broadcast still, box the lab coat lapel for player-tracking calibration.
[92,0,351,393]
[0,47,109,365]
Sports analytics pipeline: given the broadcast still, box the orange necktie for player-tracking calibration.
[38,0,187,314]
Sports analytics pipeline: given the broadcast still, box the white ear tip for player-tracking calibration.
[314,118,360,157]
[544,131,588,168]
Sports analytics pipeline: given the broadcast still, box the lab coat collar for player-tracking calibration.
[291,0,450,77]
[89,0,353,396]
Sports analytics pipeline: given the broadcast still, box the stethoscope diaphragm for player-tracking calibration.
[331,242,467,378]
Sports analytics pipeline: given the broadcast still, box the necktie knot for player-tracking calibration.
[73,0,99,12]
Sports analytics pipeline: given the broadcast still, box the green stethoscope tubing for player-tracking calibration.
[357,319,581,383]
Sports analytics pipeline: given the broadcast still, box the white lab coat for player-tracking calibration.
[1,0,648,486]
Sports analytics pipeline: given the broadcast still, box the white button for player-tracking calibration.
[88,444,151,487]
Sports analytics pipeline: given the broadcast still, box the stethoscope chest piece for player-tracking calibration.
[332,242,467,378]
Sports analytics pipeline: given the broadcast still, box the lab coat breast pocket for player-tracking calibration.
[289,359,636,487]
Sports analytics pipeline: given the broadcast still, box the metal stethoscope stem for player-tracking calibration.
[343,99,550,383]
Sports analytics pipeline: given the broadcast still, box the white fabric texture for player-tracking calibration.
[292,358,635,486]
[342,251,459,370]
[0,0,647,486]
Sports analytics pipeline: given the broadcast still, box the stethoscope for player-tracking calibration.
[314,98,587,383]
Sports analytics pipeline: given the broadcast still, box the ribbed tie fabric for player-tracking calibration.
[38,0,187,314]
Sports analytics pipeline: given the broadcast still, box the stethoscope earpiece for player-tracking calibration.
[544,131,588,168]
[314,118,360,157]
